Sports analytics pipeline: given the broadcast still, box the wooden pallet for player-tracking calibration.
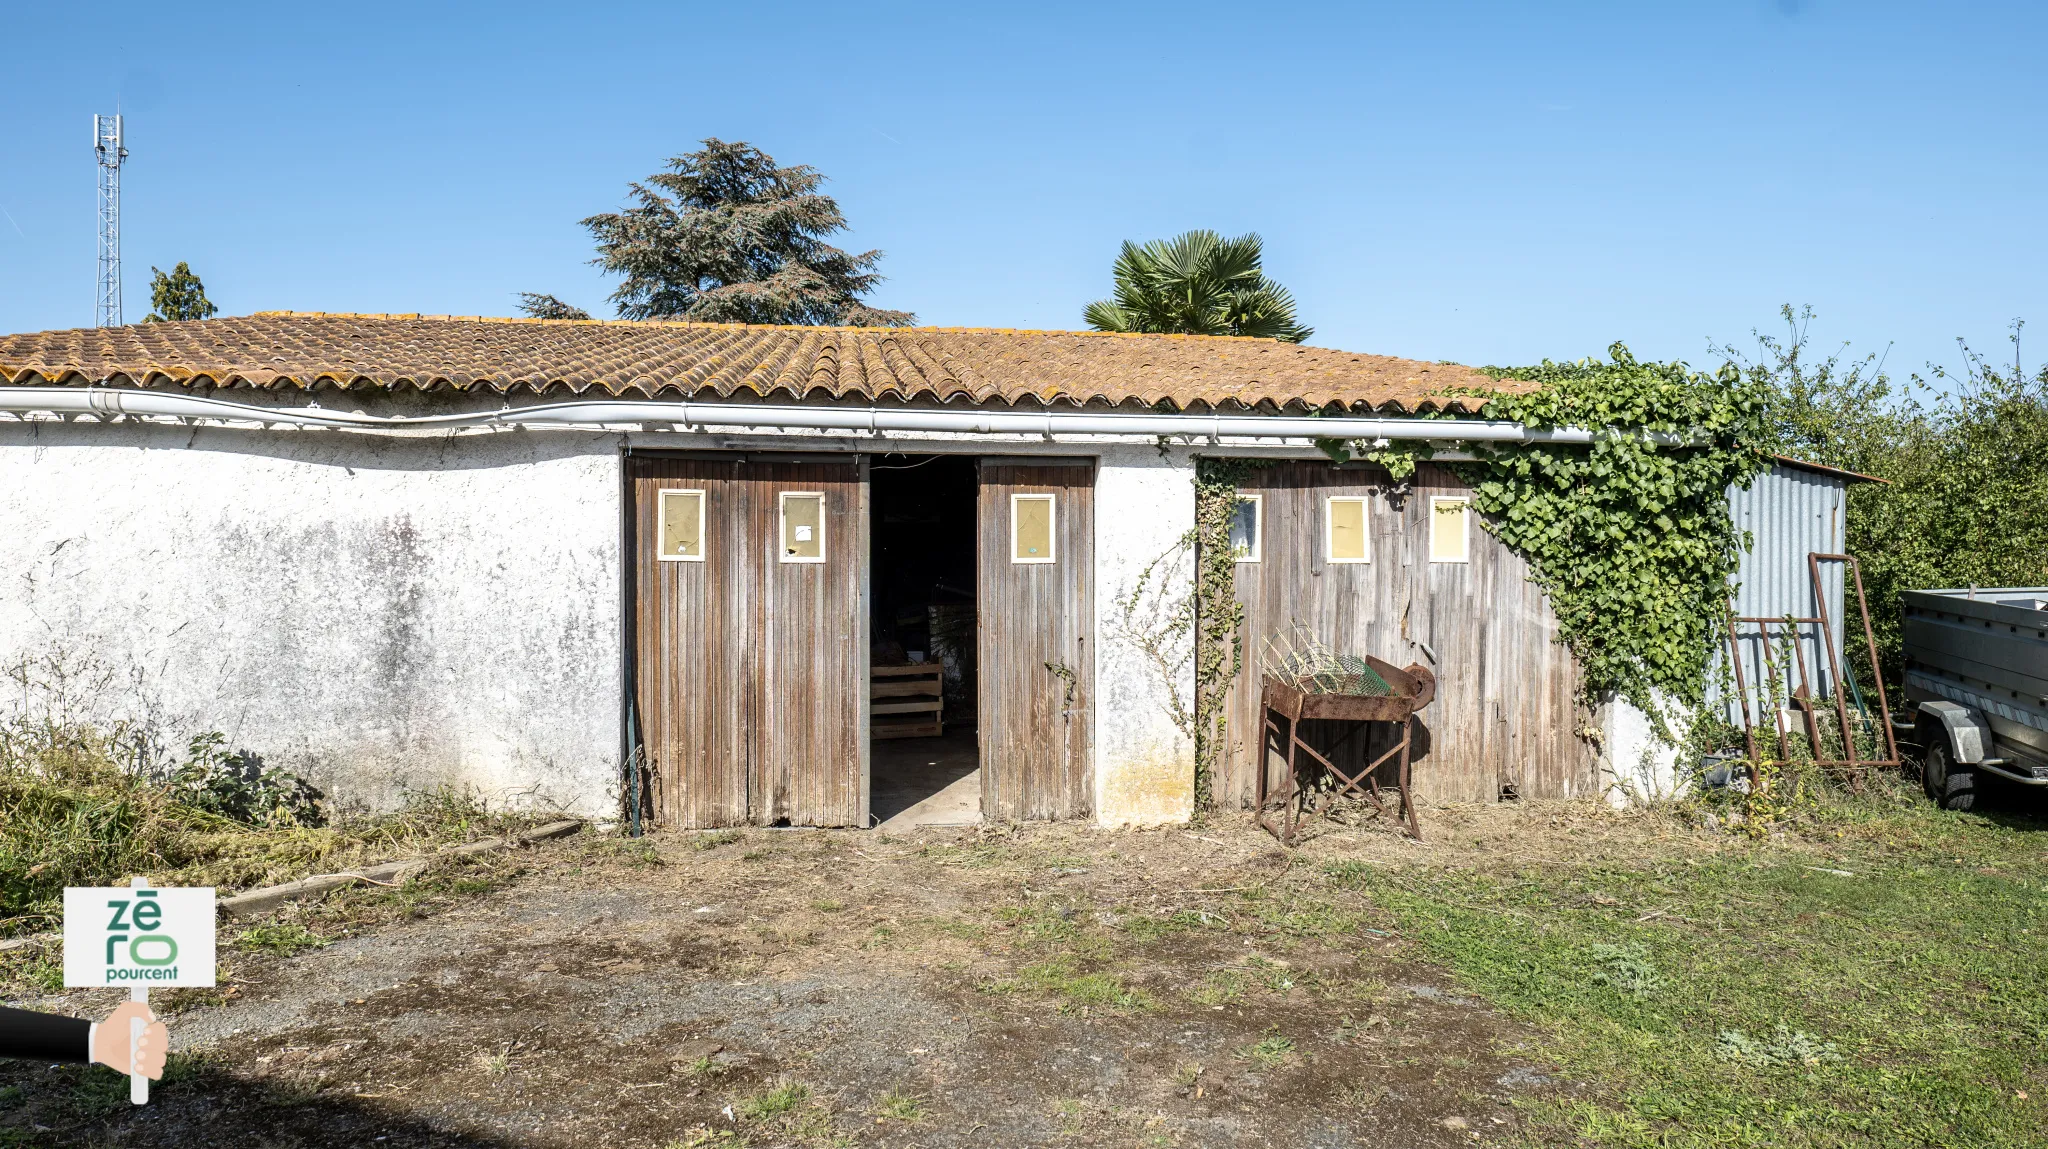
[872,663,943,738]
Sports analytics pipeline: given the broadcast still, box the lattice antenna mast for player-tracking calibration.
[94,114,127,327]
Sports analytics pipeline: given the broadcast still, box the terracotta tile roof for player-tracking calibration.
[0,313,1533,414]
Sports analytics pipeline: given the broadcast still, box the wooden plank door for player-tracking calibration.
[977,460,1093,821]
[630,455,867,828]
[749,459,869,826]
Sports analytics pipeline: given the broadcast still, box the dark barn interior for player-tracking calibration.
[867,454,981,825]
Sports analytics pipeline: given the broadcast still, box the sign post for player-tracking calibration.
[62,877,215,1105]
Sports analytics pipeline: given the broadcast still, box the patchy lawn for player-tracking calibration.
[1,781,2042,1148]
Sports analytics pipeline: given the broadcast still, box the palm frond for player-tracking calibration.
[1089,229,1309,341]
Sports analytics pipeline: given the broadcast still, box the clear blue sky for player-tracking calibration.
[3,1,2043,379]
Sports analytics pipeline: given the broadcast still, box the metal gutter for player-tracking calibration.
[0,386,1692,446]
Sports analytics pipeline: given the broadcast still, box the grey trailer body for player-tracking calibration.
[1900,587,2048,805]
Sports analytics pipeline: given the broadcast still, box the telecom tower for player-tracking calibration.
[94,114,127,327]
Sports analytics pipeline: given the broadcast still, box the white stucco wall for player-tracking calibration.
[1597,692,1684,804]
[2,417,1205,827]
[1091,444,1198,826]
[0,422,625,815]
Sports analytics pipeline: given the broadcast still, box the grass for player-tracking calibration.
[1233,1030,1297,1070]
[981,956,1153,1014]
[688,829,743,851]
[1322,778,2048,1148]
[871,1088,926,1122]
[1187,968,1247,1007]
[731,1079,844,1145]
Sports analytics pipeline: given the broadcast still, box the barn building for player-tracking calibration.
[1,314,1688,828]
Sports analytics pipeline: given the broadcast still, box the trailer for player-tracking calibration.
[1899,587,2048,809]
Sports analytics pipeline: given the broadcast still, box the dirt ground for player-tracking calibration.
[0,806,1630,1148]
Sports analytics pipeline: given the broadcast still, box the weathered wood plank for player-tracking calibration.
[978,462,1094,821]
[630,455,867,828]
[1216,461,1593,809]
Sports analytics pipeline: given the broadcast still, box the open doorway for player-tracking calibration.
[868,454,981,827]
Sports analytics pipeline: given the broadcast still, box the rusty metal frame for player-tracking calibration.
[1724,551,1900,783]
[1253,659,1435,846]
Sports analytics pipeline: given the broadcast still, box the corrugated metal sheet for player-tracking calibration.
[1719,462,1850,719]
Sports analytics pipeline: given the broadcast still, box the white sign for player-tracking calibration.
[63,886,216,989]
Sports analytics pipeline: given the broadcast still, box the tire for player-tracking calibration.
[1925,739,1979,811]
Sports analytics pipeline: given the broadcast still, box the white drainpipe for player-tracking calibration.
[0,386,1687,446]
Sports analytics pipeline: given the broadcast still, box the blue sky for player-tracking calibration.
[2,1,2043,379]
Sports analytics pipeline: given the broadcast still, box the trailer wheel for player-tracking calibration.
[1924,740,1978,811]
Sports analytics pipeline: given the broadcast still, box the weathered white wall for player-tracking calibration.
[1091,444,1197,826]
[0,422,625,815]
[1597,692,1684,804]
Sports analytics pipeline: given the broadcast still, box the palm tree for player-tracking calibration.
[1083,230,1311,343]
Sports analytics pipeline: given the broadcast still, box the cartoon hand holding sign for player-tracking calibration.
[57,876,215,1104]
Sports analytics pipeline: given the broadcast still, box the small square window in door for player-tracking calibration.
[1430,496,1471,563]
[658,489,705,561]
[1011,493,1056,563]
[1326,496,1370,563]
[780,492,826,563]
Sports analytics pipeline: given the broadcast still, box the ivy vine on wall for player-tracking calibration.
[1328,343,1772,717]
[1190,457,1270,809]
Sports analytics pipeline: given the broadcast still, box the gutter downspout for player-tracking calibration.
[0,386,1692,446]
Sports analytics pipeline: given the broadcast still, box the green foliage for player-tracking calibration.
[1463,345,1771,710]
[1084,229,1311,343]
[575,138,914,326]
[142,262,217,323]
[1233,1030,1297,1069]
[1725,307,2048,686]
[1586,942,1664,998]
[164,732,324,828]
[1714,1025,1842,1070]
[1,692,548,939]
[514,292,591,320]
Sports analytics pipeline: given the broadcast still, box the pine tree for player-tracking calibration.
[143,262,219,323]
[559,139,913,326]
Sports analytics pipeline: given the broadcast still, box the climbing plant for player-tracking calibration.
[1461,346,1769,712]
[1190,458,1269,809]
[1328,344,1770,714]
[1280,345,1769,719]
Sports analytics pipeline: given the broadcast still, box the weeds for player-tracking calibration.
[1,709,562,938]
[1188,968,1247,1006]
[1715,1026,1843,1070]
[234,922,331,957]
[1586,943,1663,999]
[871,1088,926,1122]
[1234,1030,1296,1070]
[732,1079,841,1144]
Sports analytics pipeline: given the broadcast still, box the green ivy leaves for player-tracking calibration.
[1460,345,1771,711]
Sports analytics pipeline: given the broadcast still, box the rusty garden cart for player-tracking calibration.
[1254,625,1438,845]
